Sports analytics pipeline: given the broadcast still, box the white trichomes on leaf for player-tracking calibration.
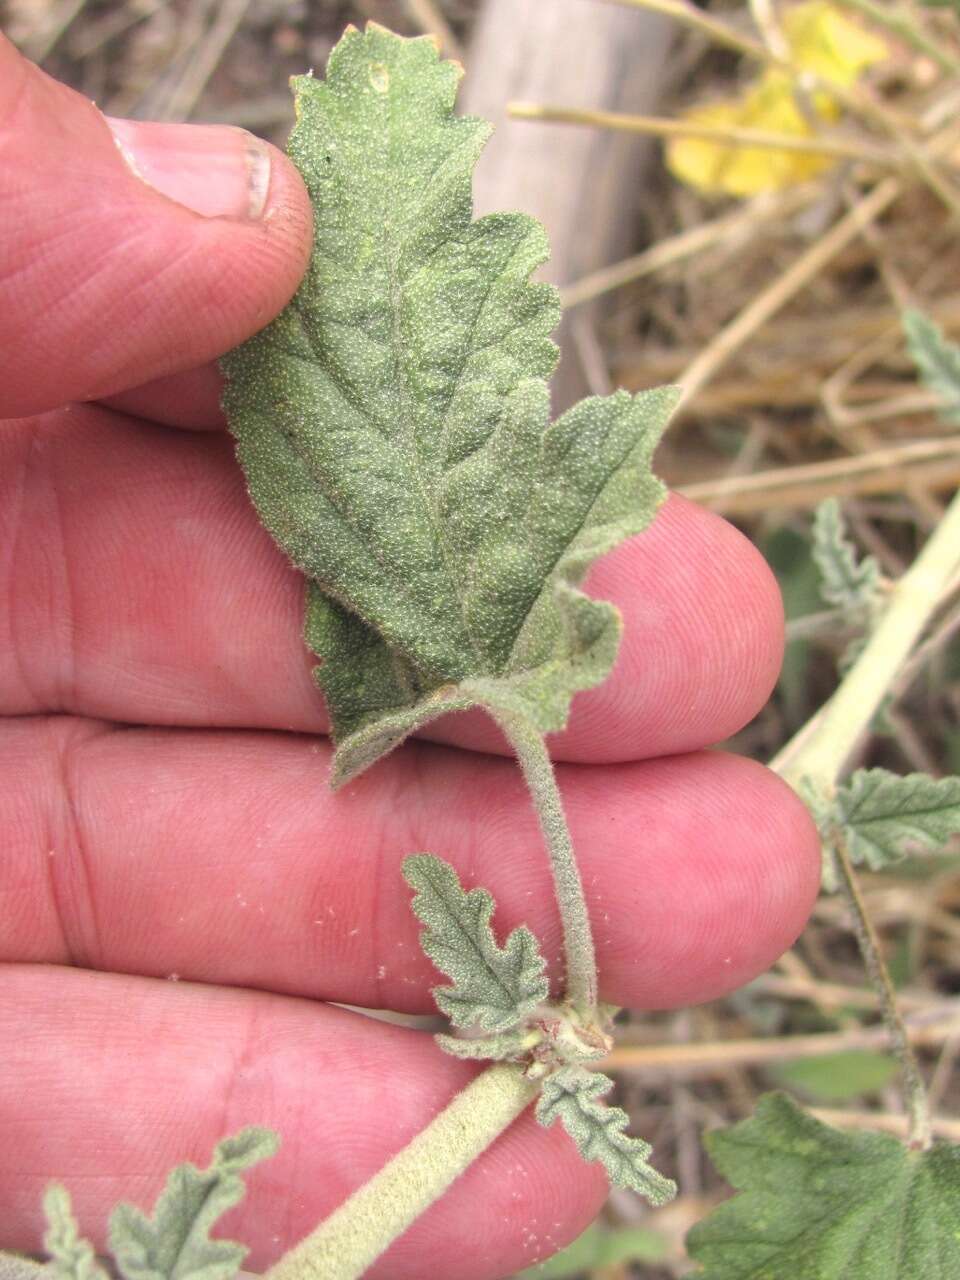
[108,1127,277,1280]
[403,853,674,1197]
[43,1188,109,1280]
[403,853,549,1032]
[832,767,960,871]
[220,18,677,1234]
[221,23,677,786]
[536,1068,677,1206]
[687,1092,960,1278]
[41,1130,276,1280]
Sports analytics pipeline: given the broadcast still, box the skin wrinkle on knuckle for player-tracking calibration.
[43,718,110,970]
[4,426,81,716]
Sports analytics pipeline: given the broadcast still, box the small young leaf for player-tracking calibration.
[812,498,880,613]
[42,1186,109,1280]
[221,25,675,786]
[535,1068,676,1206]
[108,1127,278,1280]
[903,308,960,423]
[687,1092,960,1278]
[403,853,548,1032]
[835,768,960,871]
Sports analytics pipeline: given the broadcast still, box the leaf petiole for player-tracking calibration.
[491,709,598,1017]
[828,830,932,1151]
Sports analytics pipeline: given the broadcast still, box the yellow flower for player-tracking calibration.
[666,2,888,196]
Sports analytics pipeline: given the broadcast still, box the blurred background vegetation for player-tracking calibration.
[6,0,960,1274]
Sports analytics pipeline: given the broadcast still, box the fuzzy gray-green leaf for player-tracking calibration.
[107,1128,277,1280]
[403,853,548,1033]
[834,767,960,871]
[903,308,960,423]
[536,1068,676,1205]
[222,24,673,784]
[42,1187,109,1280]
[812,499,881,613]
[687,1092,960,1278]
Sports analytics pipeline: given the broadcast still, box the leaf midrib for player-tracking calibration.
[376,86,487,673]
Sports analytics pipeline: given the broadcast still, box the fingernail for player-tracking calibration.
[106,118,271,220]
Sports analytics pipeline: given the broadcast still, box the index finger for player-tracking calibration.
[0,405,782,764]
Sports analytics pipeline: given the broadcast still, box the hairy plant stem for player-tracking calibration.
[772,485,960,790]
[829,832,932,1150]
[491,709,599,1016]
[263,714,596,1278]
[263,1064,536,1280]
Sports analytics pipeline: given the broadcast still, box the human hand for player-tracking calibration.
[0,33,821,1279]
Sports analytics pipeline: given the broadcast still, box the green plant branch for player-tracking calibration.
[773,485,960,790]
[263,1064,537,1280]
[491,709,598,1016]
[769,488,960,1156]
[829,831,932,1150]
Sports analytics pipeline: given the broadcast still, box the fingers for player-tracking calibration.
[0,965,606,1277]
[0,405,783,762]
[100,364,227,432]
[0,35,312,419]
[1,716,821,1010]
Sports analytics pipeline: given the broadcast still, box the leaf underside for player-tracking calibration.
[536,1067,676,1206]
[687,1092,960,1278]
[833,767,960,871]
[107,1128,277,1280]
[403,853,548,1032]
[221,24,675,785]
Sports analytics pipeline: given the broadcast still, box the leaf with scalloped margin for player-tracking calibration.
[42,1187,109,1280]
[536,1067,676,1206]
[403,853,548,1033]
[107,1128,277,1280]
[834,768,960,871]
[221,24,675,785]
[812,498,880,613]
[687,1092,960,1278]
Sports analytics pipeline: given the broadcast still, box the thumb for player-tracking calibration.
[0,35,312,419]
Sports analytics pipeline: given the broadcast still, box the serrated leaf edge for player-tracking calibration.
[536,1067,676,1206]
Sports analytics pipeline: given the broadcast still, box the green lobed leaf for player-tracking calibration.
[403,853,548,1033]
[834,768,960,871]
[687,1092,960,1278]
[811,498,880,614]
[903,308,960,424]
[42,1187,109,1280]
[536,1067,676,1206]
[107,1127,278,1280]
[221,24,674,785]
